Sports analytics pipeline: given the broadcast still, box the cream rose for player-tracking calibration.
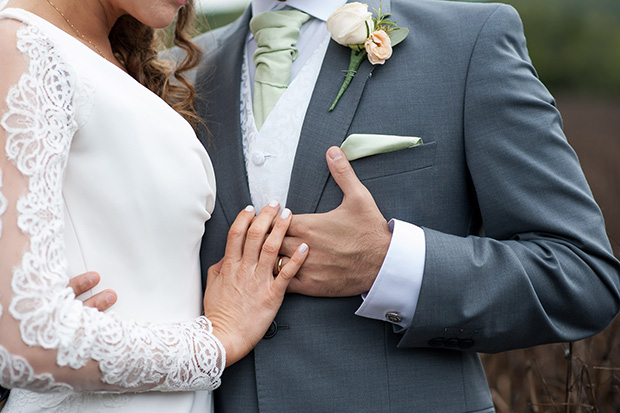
[326,2,374,46]
[364,30,392,64]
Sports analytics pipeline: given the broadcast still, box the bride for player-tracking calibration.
[0,0,308,411]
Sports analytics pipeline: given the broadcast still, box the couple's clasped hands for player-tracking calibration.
[74,147,391,365]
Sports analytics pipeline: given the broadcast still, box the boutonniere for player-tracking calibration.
[326,2,409,111]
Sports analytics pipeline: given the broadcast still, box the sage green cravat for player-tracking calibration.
[250,9,310,130]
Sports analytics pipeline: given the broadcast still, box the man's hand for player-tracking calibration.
[68,272,117,311]
[280,146,392,297]
[0,273,115,408]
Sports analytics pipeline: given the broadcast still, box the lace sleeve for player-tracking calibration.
[0,19,224,393]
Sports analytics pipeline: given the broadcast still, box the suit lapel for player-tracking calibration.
[286,0,390,214]
[197,7,253,224]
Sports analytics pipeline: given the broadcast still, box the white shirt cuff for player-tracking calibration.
[355,219,426,328]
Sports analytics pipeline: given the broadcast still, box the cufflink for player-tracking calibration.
[385,311,402,323]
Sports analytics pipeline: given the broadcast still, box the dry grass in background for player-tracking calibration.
[483,319,620,412]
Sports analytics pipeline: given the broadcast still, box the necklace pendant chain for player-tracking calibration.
[46,0,107,60]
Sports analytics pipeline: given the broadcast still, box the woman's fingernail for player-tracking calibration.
[269,200,279,208]
[298,243,308,254]
[245,205,255,212]
[328,147,343,160]
[280,208,291,220]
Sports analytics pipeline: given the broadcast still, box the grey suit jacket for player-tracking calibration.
[191,0,620,411]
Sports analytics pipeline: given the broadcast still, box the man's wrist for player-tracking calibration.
[355,219,426,328]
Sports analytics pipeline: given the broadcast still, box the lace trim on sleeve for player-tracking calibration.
[0,169,5,334]
[0,21,224,392]
[0,347,72,393]
[0,170,6,239]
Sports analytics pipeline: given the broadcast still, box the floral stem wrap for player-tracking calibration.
[329,49,368,112]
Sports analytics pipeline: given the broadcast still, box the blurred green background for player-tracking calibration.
[197,1,620,411]
[488,0,620,96]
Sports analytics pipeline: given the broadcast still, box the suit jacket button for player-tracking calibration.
[458,339,475,349]
[445,338,459,348]
[428,337,444,347]
[263,321,277,339]
[385,312,403,323]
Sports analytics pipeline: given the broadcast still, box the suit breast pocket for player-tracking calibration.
[351,141,437,181]
[317,141,439,214]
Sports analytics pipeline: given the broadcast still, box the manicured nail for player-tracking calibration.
[280,208,291,219]
[298,243,308,254]
[328,147,343,160]
[269,200,279,208]
[245,205,255,212]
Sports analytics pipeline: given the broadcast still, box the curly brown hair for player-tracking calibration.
[108,3,203,128]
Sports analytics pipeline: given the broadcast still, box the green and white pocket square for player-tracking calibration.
[340,133,423,161]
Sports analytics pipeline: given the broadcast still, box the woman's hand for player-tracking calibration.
[204,202,308,366]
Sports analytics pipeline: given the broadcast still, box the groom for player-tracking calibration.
[191,0,620,411]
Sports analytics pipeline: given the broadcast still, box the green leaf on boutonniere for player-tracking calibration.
[389,27,409,47]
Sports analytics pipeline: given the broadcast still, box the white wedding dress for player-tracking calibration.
[0,7,223,412]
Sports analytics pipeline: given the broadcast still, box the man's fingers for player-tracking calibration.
[326,146,367,200]
[224,205,256,261]
[70,272,117,311]
[285,277,302,294]
[83,289,117,311]
[278,235,302,259]
[68,272,100,297]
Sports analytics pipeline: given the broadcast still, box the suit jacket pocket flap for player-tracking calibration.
[340,133,423,161]
[351,141,437,181]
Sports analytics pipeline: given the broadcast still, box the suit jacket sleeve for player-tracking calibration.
[400,4,620,353]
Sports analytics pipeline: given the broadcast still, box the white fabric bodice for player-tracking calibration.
[241,35,329,211]
[0,8,222,412]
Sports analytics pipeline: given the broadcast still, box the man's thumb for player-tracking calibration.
[326,146,365,198]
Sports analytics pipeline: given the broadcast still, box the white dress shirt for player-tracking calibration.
[247,0,426,328]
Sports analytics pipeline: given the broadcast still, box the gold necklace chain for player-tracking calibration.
[46,0,107,59]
